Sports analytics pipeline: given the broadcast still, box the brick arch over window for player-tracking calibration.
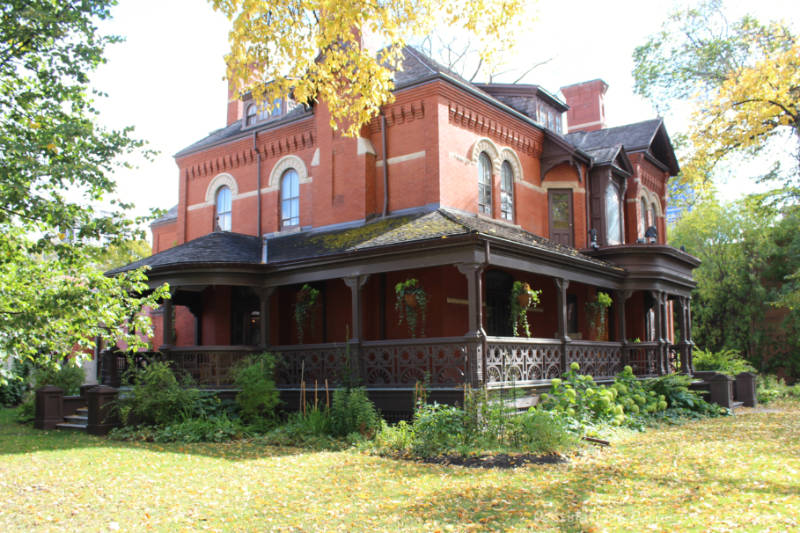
[268,154,309,188]
[469,138,500,171]
[205,173,239,204]
[498,147,523,182]
[639,187,663,218]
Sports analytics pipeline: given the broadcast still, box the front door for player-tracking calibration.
[548,189,574,247]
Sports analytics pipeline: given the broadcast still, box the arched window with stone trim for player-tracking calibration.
[500,160,514,221]
[605,181,622,245]
[215,186,232,231]
[245,104,257,126]
[640,197,649,238]
[650,202,658,238]
[280,168,300,229]
[478,152,493,215]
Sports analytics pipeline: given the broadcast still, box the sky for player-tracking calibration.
[90,0,800,223]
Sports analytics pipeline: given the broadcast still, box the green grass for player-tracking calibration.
[1,403,799,532]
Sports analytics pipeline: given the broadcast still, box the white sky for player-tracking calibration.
[90,0,800,223]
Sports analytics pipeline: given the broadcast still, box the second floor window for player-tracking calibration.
[605,181,622,245]
[281,168,300,228]
[640,197,648,238]
[478,152,492,215]
[500,161,514,221]
[215,186,232,231]
[245,104,257,127]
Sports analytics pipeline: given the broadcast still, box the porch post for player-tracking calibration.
[675,296,689,374]
[160,297,173,350]
[257,287,274,349]
[457,263,485,387]
[685,296,695,375]
[555,278,570,374]
[650,290,665,375]
[343,275,369,343]
[615,290,632,368]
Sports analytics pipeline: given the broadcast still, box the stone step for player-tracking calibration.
[75,407,88,415]
[64,414,88,424]
[56,422,88,430]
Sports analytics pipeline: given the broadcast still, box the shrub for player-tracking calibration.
[118,359,199,427]
[693,348,756,376]
[645,374,726,416]
[15,397,35,423]
[506,409,578,454]
[757,374,800,404]
[232,352,280,424]
[1,359,32,406]
[32,360,84,395]
[109,415,247,443]
[329,387,380,438]
[410,402,466,456]
[374,420,414,455]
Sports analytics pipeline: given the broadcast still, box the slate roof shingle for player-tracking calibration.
[111,208,619,275]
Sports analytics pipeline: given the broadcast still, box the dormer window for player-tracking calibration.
[605,181,622,245]
[245,104,257,127]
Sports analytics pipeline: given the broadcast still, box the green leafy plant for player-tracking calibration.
[109,415,247,443]
[31,360,85,396]
[756,374,800,404]
[510,281,541,337]
[329,387,381,438]
[293,284,320,343]
[394,278,428,337]
[1,359,32,407]
[586,291,613,340]
[232,352,280,425]
[693,347,756,376]
[117,359,200,427]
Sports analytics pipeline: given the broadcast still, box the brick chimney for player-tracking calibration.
[226,77,244,127]
[560,79,608,133]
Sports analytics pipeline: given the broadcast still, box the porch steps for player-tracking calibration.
[56,406,88,431]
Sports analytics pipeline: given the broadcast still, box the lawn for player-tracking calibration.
[1,404,798,532]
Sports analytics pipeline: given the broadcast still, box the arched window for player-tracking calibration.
[478,152,492,215]
[605,181,622,245]
[640,197,648,238]
[500,160,514,221]
[280,168,300,228]
[245,104,257,126]
[650,203,658,238]
[215,186,232,231]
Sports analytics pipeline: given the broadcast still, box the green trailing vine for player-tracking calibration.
[294,284,320,343]
[586,291,613,339]
[395,278,428,337]
[510,281,541,337]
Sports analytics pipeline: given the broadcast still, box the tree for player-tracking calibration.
[0,1,167,373]
[209,0,533,137]
[669,195,800,376]
[632,0,798,189]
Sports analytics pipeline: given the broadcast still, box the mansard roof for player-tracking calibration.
[565,119,679,175]
[111,208,620,276]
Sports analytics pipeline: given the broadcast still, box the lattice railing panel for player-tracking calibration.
[361,338,469,387]
[485,338,562,385]
[566,341,624,378]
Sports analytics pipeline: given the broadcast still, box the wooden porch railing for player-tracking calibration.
[101,337,669,388]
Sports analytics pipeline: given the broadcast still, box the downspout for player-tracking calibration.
[253,131,262,238]
[380,113,389,217]
[584,161,593,247]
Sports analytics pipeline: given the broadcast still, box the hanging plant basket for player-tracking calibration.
[294,284,320,343]
[395,278,428,338]
[510,281,541,337]
[586,291,613,341]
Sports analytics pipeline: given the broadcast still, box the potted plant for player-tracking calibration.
[294,284,320,343]
[395,278,428,337]
[510,281,541,337]
[586,291,613,341]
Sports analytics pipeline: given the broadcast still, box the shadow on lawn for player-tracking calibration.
[0,409,311,461]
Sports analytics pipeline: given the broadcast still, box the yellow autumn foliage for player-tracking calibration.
[209,0,532,136]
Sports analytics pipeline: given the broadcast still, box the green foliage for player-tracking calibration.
[117,359,200,427]
[645,374,726,418]
[31,361,85,395]
[395,278,428,337]
[233,352,280,424]
[0,359,32,406]
[329,387,381,438]
[109,415,248,443]
[510,281,541,337]
[293,284,320,343]
[693,347,757,376]
[670,198,800,378]
[410,402,467,456]
[586,291,613,338]
[756,374,800,404]
[0,1,169,369]
[15,398,34,424]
